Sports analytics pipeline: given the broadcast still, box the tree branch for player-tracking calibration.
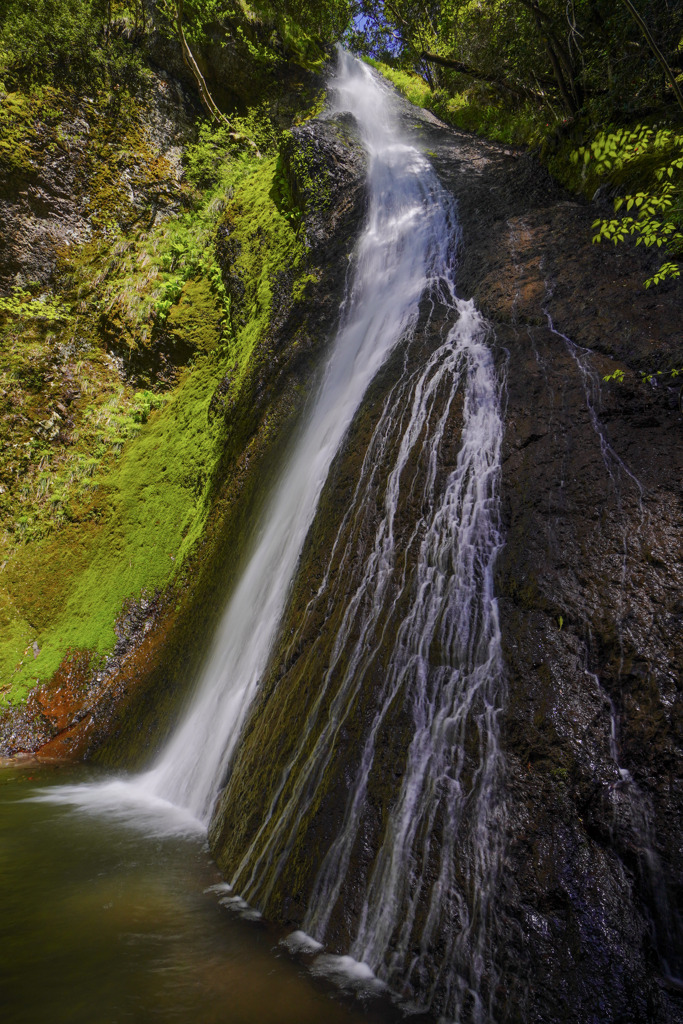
[514,0,581,111]
[381,0,436,88]
[420,51,549,103]
[174,0,260,154]
[620,0,683,113]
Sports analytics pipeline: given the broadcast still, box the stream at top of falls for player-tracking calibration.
[16,52,507,1022]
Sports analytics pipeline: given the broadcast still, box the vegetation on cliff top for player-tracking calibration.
[350,1,683,286]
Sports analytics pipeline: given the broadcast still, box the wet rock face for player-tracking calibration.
[414,110,682,1023]
[0,72,195,293]
[280,114,368,256]
[210,112,367,427]
[210,101,682,1023]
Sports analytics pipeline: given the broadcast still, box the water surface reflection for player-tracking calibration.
[0,764,424,1024]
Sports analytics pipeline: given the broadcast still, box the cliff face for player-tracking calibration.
[208,100,683,1022]
[0,72,196,293]
[0,29,367,760]
[422,107,683,1022]
[2,48,681,1024]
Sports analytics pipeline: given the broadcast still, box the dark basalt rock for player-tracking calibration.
[279,113,368,256]
[413,106,682,1023]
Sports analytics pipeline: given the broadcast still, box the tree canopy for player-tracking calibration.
[347,0,683,122]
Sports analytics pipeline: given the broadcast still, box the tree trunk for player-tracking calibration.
[517,0,581,113]
[173,0,260,153]
[529,5,578,114]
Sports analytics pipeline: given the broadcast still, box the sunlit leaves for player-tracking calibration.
[645,261,681,288]
[578,126,683,287]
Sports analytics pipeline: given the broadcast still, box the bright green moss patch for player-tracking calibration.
[0,138,310,707]
[0,0,343,717]
[165,277,223,354]
[81,91,174,232]
[0,591,36,701]
[0,86,66,179]
[222,155,305,390]
[1,344,229,701]
[366,59,557,148]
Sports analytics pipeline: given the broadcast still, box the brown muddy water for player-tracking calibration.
[0,763,427,1024]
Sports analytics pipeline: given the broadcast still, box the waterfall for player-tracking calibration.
[208,55,506,1021]
[139,52,505,833]
[227,299,506,1018]
[41,52,507,1018]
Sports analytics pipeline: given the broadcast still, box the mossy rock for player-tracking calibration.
[165,277,223,354]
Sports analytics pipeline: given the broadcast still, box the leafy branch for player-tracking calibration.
[603,366,682,385]
[574,126,683,287]
[157,0,261,156]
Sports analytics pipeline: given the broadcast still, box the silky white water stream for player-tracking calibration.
[217,57,506,1022]
[230,296,506,1019]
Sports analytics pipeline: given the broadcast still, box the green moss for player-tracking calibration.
[366,59,558,148]
[0,590,36,701]
[0,86,65,179]
[0,3,347,720]
[291,271,319,302]
[0,141,312,708]
[1,343,228,699]
[0,36,324,710]
[273,15,328,72]
[222,155,305,389]
[79,91,178,232]
[165,277,223,354]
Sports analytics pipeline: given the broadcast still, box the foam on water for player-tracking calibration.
[280,931,325,955]
[310,954,384,991]
[28,779,204,837]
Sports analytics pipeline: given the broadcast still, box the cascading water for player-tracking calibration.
[225,301,506,1019]
[139,51,494,826]
[42,52,507,1018]
[208,56,506,1022]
